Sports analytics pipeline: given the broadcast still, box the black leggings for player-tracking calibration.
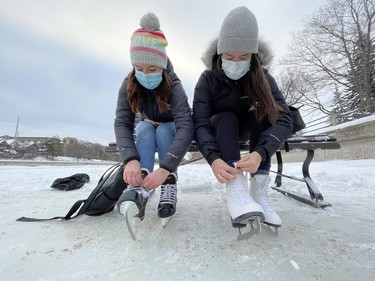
[210,110,271,168]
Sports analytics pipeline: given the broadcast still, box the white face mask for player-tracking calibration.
[221,59,251,80]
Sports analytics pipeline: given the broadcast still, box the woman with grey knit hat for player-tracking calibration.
[193,6,293,237]
[114,12,194,236]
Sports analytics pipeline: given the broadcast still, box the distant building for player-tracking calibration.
[63,137,78,145]
[0,139,9,149]
[105,142,119,153]
[18,143,39,159]
[8,136,77,145]
[14,137,50,145]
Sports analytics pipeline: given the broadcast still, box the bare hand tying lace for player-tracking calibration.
[211,159,241,183]
[235,151,262,173]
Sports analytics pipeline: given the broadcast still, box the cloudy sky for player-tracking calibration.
[0,0,326,145]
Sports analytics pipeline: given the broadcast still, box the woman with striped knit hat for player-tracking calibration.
[114,12,193,237]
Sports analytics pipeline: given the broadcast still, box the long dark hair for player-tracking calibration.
[217,54,282,125]
[127,68,172,113]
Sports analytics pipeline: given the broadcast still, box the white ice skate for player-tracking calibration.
[250,174,281,236]
[226,172,265,240]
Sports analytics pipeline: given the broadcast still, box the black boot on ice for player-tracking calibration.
[158,173,177,218]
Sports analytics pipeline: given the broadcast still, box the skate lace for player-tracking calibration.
[130,186,151,199]
[159,184,177,205]
[229,175,252,204]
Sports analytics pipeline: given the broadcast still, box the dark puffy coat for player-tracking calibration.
[193,39,293,165]
[114,60,194,172]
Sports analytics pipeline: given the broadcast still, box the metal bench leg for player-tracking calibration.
[274,151,283,187]
[302,150,331,207]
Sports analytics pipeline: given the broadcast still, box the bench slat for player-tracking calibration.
[188,134,341,152]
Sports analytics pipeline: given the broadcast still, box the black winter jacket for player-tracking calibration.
[192,39,293,165]
[114,60,194,172]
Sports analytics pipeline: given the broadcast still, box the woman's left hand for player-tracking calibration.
[141,168,170,189]
[235,152,262,173]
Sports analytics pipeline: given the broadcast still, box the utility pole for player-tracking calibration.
[14,117,19,143]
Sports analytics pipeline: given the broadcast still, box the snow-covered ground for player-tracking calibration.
[1,159,375,281]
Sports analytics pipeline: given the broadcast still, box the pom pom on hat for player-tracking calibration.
[217,6,259,55]
[140,12,160,30]
[130,13,168,69]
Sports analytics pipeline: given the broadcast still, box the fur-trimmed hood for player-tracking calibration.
[201,37,274,69]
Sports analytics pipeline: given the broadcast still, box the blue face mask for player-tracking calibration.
[134,69,163,90]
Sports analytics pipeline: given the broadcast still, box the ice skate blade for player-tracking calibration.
[262,223,280,236]
[161,216,172,228]
[234,217,262,240]
[121,201,141,241]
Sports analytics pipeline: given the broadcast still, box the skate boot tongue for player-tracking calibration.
[231,183,252,204]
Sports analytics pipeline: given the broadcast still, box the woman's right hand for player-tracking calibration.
[211,159,240,183]
[235,151,262,173]
[123,160,142,186]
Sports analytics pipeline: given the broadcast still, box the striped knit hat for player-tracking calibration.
[130,13,168,69]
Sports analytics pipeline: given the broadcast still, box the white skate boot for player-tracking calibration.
[250,174,281,235]
[226,172,264,240]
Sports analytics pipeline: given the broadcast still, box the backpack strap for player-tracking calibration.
[16,163,123,222]
[16,199,86,222]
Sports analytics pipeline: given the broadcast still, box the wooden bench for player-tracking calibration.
[106,134,341,208]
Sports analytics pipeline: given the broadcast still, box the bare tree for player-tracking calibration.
[278,66,333,117]
[279,0,375,119]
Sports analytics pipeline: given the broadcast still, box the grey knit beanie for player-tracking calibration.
[217,6,259,54]
[130,13,168,69]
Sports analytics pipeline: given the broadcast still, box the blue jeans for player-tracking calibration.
[135,121,176,172]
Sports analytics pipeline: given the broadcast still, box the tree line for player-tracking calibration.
[43,137,120,162]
